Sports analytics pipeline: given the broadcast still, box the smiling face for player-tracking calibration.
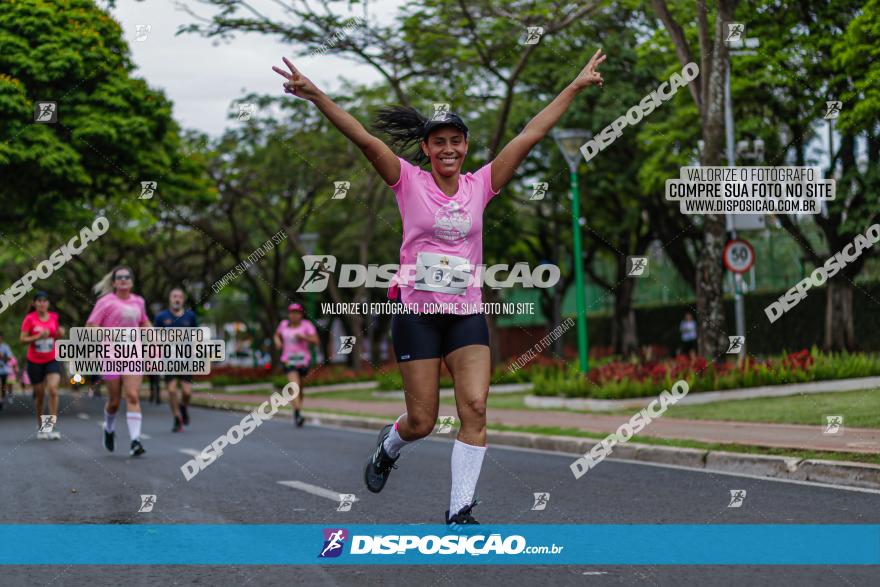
[34,298,50,312]
[421,127,468,177]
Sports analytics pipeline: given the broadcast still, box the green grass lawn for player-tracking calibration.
[223,386,880,430]
[298,388,532,409]
[659,389,880,428]
[300,406,880,466]
[310,388,880,428]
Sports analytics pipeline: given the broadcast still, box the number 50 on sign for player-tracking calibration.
[723,239,755,274]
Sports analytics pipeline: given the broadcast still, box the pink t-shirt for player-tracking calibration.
[21,311,60,364]
[276,319,316,366]
[389,157,499,314]
[87,293,149,328]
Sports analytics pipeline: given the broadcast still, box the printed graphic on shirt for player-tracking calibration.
[432,200,471,243]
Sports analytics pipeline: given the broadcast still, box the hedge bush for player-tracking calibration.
[532,348,880,399]
[553,281,880,356]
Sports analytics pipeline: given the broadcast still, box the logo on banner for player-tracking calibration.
[728,489,747,508]
[824,415,843,435]
[726,336,745,354]
[297,255,337,292]
[39,415,57,433]
[337,494,355,512]
[532,492,549,511]
[337,336,356,355]
[138,494,157,513]
[319,528,348,558]
[436,416,456,434]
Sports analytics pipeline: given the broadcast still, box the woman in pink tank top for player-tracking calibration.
[273,48,606,524]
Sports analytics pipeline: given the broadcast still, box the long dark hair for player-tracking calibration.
[373,106,432,165]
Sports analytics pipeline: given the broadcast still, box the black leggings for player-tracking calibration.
[391,312,489,362]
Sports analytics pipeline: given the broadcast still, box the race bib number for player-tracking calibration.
[286,353,307,368]
[413,252,472,296]
[34,338,54,353]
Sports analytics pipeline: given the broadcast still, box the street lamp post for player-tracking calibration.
[552,129,591,373]
[725,36,760,359]
[300,232,319,364]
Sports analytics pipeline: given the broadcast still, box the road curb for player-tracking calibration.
[189,398,880,491]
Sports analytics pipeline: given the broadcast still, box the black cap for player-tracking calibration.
[33,290,49,300]
[422,111,469,140]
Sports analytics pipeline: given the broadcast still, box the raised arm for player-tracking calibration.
[490,49,606,193]
[272,57,400,186]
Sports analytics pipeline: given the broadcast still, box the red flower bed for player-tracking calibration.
[586,351,809,386]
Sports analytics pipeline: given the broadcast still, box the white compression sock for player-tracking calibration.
[449,439,487,515]
[104,409,117,433]
[382,414,411,458]
[126,412,142,441]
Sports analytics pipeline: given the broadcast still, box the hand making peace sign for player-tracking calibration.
[271,57,322,101]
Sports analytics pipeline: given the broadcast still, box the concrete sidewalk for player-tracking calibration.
[191,392,880,455]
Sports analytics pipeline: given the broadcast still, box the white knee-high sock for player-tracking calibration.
[104,409,117,433]
[382,414,411,458]
[449,439,486,515]
[126,412,142,441]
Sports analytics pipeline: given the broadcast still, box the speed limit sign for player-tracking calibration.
[723,239,755,274]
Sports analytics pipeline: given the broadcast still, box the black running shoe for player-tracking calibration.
[130,439,145,457]
[295,413,305,427]
[180,404,189,426]
[103,427,115,452]
[364,424,398,493]
[172,416,183,433]
[446,501,480,526]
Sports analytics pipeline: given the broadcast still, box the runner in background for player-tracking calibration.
[148,374,161,405]
[87,266,151,456]
[21,357,31,397]
[679,312,698,358]
[20,292,64,439]
[154,288,198,432]
[0,333,12,410]
[273,303,318,427]
[6,355,19,396]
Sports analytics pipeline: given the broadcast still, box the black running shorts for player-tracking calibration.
[391,311,489,362]
[27,360,62,385]
[164,374,193,384]
[283,365,309,377]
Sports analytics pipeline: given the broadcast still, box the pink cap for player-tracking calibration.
[288,303,304,312]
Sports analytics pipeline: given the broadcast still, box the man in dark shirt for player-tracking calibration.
[154,288,198,432]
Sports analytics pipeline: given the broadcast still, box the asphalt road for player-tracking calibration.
[1,391,878,586]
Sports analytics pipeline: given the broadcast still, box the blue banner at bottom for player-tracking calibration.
[0,525,878,565]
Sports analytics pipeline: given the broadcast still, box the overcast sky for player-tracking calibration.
[108,0,401,137]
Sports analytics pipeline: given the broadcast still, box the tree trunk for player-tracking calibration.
[612,265,639,356]
[824,280,855,351]
[695,6,734,359]
[695,216,727,358]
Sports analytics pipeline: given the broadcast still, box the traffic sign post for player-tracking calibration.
[723,238,756,274]
[723,238,755,363]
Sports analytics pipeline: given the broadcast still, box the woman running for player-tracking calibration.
[0,332,12,410]
[86,266,151,456]
[19,291,64,439]
[273,49,606,524]
[273,303,318,427]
